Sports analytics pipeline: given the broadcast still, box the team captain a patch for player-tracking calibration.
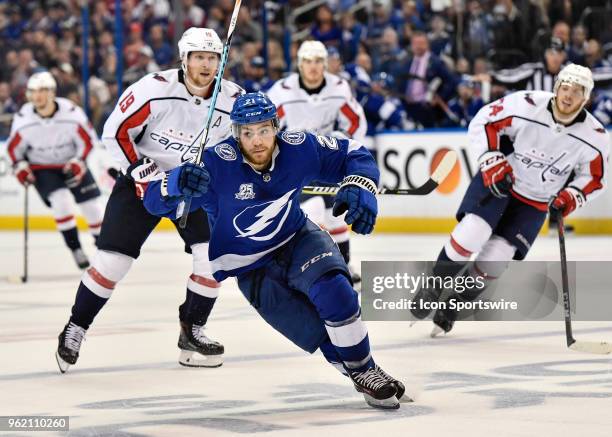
[215,143,237,161]
[281,131,306,145]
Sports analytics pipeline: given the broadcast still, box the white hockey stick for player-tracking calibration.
[556,212,612,354]
[302,149,458,196]
[177,0,243,228]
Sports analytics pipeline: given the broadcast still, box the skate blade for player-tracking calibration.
[55,352,70,374]
[178,350,223,368]
[398,393,414,403]
[363,393,400,410]
[430,325,446,338]
[409,320,418,327]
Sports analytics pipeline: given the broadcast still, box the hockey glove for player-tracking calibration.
[332,175,378,235]
[549,187,585,217]
[14,161,35,185]
[63,158,86,188]
[478,150,514,198]
[163,162,210,198]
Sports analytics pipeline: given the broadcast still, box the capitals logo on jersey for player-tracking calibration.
[233,189,295,241]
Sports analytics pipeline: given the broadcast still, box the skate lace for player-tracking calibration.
[352,367,389,390]
[64,322,86,351]
[191,324,217,345]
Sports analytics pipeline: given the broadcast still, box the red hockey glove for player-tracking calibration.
[63,158,86,188]
[14,161,35,185]
[478,151,514,198]
[549,187,585,217]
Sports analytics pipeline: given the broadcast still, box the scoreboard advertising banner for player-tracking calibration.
[1,130,612,233]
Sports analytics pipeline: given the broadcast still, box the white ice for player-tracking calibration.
[1,231,611,437]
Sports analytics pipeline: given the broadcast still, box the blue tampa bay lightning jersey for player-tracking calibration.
[144,131,379,281]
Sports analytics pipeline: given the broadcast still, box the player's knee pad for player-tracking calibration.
[48,188,76,231]
[81,250,134,298]
[444,213,493,262]
[78,197,104,234]
[324,207,349,243]
[189,242,220,298]
[473,235,516,279]
[309,272,367,349]
[301,196,326,226]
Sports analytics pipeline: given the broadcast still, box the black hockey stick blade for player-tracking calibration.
[302,149,458,196]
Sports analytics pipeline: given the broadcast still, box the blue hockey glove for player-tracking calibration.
[164,163,210,198]
[332,175,378,235]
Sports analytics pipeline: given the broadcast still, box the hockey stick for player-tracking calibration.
[9,185,29,284]
[556,210,612,354]
[177,0,243,229]
[302,149,458,196]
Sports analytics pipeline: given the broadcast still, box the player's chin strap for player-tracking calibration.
[339,175,378,195]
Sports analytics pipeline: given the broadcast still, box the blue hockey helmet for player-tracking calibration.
[371,72,394,90]
[230,92,279,138]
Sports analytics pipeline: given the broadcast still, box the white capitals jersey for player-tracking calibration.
[6,97,97,167]
[469,90,609,209]
[266,72,366,141]
[102,69,243,172]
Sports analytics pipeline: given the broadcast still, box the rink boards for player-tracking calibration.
[1,129,611,233]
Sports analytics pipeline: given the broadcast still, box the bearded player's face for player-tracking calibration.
[238,120,277,170]
[555,83,585,115]
[186,51,220,88]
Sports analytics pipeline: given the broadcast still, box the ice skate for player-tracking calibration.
[71,248,90,269]
[178,321,224,367]
[55,321,87,373]
[348,365,400,410]
[431,297,458,337]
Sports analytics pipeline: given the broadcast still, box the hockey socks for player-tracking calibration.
[61,227,82,251]
[309,272,373,372]
[69,282,108,330]
[179,288,217,325]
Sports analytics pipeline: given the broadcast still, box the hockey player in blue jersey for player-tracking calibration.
[143,92,411,409]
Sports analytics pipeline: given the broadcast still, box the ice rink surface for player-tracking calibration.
[1,230,611,437]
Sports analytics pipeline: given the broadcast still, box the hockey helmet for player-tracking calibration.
[554,63,594,100]
[230,92,279,138]
[27,71,57,92]
[178,27,223,72]
[26,71,56,102]
[297,40,328,68]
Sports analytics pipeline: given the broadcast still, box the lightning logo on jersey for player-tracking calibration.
[233,190,295,241]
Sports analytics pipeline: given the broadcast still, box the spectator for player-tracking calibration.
[393,31,457,127]
[390,0,425,34]
[585,39,606,69]
[310,5,342,48]
[368,0,393,41]
[443,80,484,127]
[339,11,365,63]
[241,56,274,93]
[373,27,407,74]
[568,24,588,65]
[148,24,173,68]
[3,7,26,41]
[0,81,17,137]
[427,14,451,57]
[234,7,263,46]
[123,45,159,86]
[462,1,493,62]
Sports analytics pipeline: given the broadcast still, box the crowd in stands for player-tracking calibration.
[1,0,612,139]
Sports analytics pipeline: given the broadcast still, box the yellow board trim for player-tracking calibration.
[1,216,611,234]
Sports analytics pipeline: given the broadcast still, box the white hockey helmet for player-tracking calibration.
[554,63,594,100]
[297,40,328,68]
[178,27,223,71]
[27,71,57,92]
